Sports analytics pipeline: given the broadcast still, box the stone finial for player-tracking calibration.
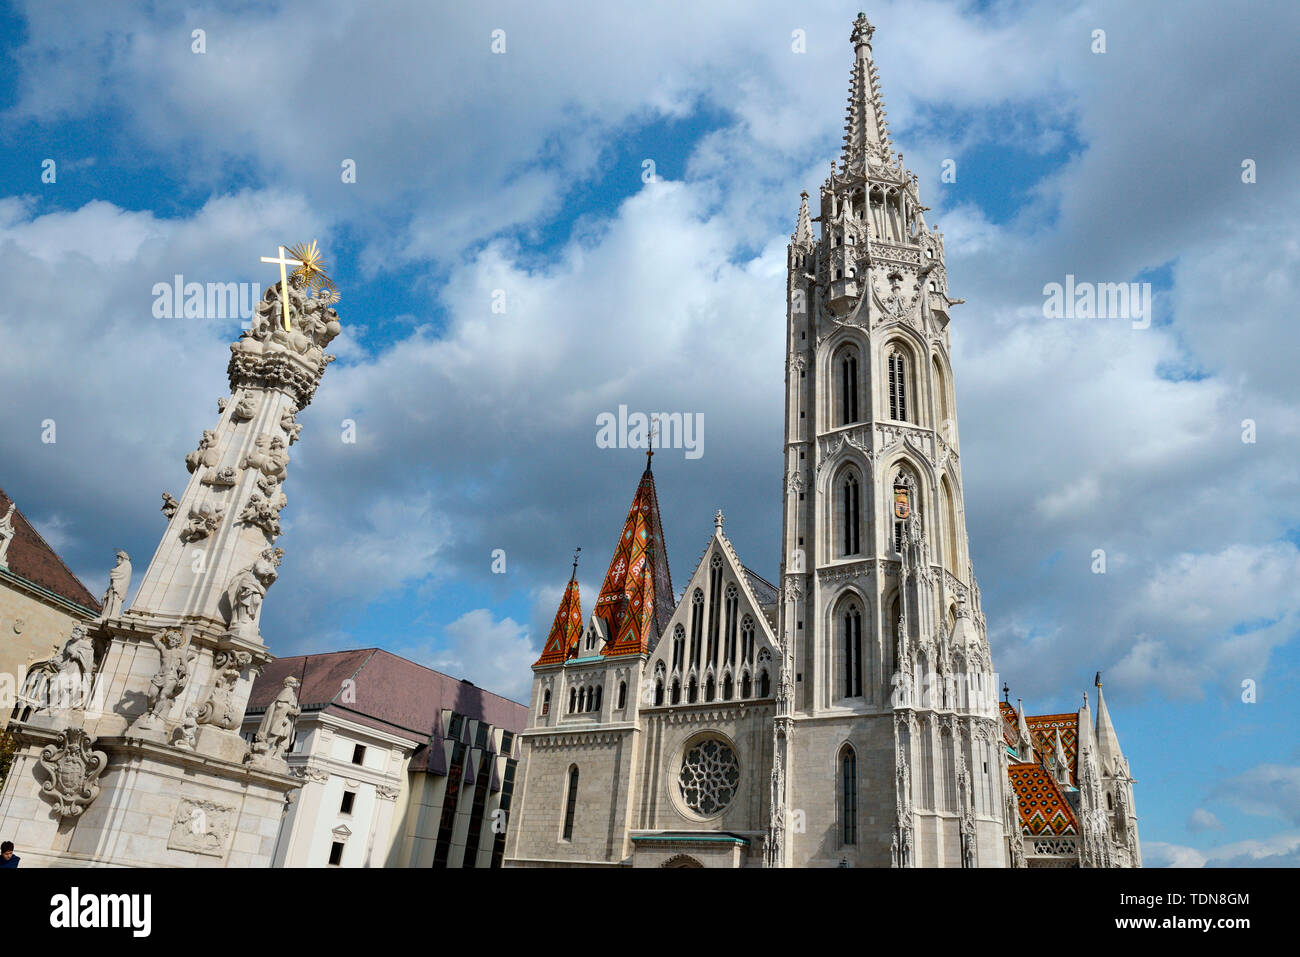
[714,509,725,532]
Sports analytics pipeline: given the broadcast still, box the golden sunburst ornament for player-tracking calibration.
[286,239,337,298]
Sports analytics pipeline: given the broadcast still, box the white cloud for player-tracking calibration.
[410,609,535,704]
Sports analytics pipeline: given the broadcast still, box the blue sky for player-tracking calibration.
[0,0,1297,867]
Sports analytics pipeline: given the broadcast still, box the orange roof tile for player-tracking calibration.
[535,574,583,666]
[1008,762,1078,836]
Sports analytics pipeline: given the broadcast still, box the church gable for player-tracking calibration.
[645,513,779,706]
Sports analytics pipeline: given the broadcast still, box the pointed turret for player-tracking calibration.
[793,191,814,247]
[841,12,893,172]
[1053,728,1071,785]
[535,554,584,666]
[594,460,673,657]
[1016,698,1034,762]
[1094,672,1124,772]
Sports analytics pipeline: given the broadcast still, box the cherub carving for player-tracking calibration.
[280,404,303,445]
[201,465,238,487]
[232,396,259,421]
[185,429,220,473]
[240,433,289,481]
[161,492,180,519]
[179,502,224,543]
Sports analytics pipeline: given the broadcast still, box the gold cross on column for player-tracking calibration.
[260,245,303,331]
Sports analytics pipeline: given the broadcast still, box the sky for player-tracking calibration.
[0,0,1297,867]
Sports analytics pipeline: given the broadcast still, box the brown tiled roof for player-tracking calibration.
[247,648,528,759]
[0,487,100,613]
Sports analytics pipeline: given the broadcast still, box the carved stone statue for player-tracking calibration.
[99,549,132,619]
[248,676,301,764]
[0,501,15,567]
[49,623,97,711]
[133,630,196,731]
[173,705,199,749]
[197,649,253,729]
[222,547,283,639]
[240,433,290,481]
[161,492,180,519]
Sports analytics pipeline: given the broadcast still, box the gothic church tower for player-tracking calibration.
[773,13,1009,866]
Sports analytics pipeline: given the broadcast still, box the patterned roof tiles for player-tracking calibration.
[1008,762,1078,836]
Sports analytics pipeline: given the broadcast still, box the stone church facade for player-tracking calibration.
[504,14,1141,869]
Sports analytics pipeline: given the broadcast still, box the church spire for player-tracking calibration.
[534,550,584,666]
[841,12,892,172]
[594,461,673,657]
[1094,672,1124,770]
[793,190,814,246]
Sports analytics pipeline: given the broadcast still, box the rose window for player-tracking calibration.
[678,738,740,816]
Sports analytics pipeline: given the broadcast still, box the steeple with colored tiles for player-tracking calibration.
[534,550,584,666]
[594,455,673,657]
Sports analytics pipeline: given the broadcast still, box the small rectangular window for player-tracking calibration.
[351,744,366,766]
[328,841,344,866]
[500,731,515,756]
[340,791,356,815]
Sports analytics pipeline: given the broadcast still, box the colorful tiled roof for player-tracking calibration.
[999,701,1019,749]
[1026,712,1079,785]
[0,486,100,613]
[1008,762,1078,836]
[595,463,673,657]
[535,573,583,666]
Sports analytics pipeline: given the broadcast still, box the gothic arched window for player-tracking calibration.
[672,624,685,672]
[688,676,699,704]
[671,679,681,705]
[690,590,704,668]
[707,557,723,668]
[840,472,861,557]
[841,746,858,845]
[569,687,577,714]
[655,680,665,706]
[941,476,959,576]
[741,616,755,664]
[888,348,909,422]
[741,671,752,698]
[724,583,738,666]
[758,670,771,697]
[705,675,716,702]
[842,602,863,699]
[838,349,860,425]
[723,672,734,700]
[562,766,579,841]
[542,688,551,716]
[617,681,627,710]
